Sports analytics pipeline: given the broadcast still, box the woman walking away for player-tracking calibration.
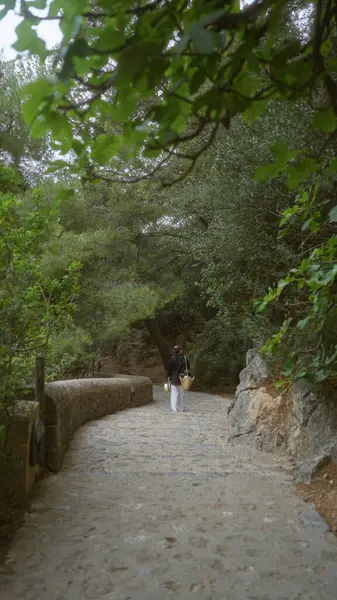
[166,345,191,412]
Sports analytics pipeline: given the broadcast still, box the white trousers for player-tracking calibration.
[171,385,185,412]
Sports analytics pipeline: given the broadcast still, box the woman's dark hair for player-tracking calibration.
[173,345,182,355]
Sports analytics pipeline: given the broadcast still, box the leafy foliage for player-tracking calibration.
[5,0,334,181]
[0,57,52,183]
[0,187,81,440]
[0,0,336,386]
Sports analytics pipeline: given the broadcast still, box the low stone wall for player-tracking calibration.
[1,401,40,509]
[45,376,152,472]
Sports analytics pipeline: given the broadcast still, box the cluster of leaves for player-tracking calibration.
[44,178,185,366]
[0,57,52,183]
[254,144,337,383]
[50,105,293,385]
[0,0,336,387]
[5,0,335,178]
[0,182,81,438]
[257,225,337,382]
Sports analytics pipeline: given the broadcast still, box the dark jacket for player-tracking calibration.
[166,355,191,386]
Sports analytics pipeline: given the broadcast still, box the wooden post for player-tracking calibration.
[35,356,45,467]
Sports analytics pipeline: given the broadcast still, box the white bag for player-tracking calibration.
[164,382,171,392]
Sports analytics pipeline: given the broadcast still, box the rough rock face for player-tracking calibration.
[237,349,270,392]
[293,453,332,484]
[290,380,337,458]
[228,351,337,468]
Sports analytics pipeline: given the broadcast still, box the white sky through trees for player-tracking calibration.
[0,0,266,183]
[0,1,253,61]
[0,5,62,60]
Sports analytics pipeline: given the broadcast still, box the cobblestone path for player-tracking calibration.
[1,388,337,599]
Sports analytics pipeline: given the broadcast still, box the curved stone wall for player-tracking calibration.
[44,376,152,472]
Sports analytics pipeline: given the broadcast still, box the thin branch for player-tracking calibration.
[141,231,186,240]
[0,229,13,277]
[88,147,176,184]
[312,0,337,114]
[209,0,271,31]
[161,122,220,187]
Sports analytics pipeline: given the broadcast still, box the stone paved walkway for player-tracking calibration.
[1,388,337,599]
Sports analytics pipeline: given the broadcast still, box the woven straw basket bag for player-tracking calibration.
[180,356,195,391]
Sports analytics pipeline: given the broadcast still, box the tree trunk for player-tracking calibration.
[145,318,171,369]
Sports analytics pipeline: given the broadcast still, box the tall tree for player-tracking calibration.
[2,0,337,383]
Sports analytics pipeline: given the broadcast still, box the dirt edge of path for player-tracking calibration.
[297,462,337,536]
